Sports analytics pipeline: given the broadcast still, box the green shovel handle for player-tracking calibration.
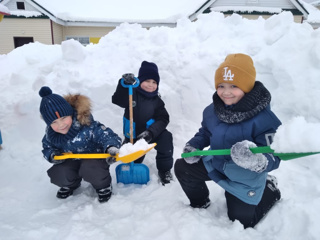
[181,146,320,161]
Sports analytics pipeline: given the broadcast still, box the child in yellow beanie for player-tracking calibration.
[175,53,282,228]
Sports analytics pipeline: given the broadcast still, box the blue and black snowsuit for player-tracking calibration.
[175,81,281,228]
[42,94,122,191]
[112,79,173,172]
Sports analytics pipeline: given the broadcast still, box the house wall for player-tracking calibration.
[0,17,52,54]
[52,21,63,44]
[62,26,115,43]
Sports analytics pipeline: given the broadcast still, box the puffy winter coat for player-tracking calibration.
[112,79,169,142]
[188,82,281,205]
[41,94,122,163]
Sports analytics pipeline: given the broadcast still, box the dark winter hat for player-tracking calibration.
[138,61,160,84]
[39,86,73,125]
[215,53,256,93]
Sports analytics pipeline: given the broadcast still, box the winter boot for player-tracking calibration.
[158,170,173,185]
[56,184,80,199]
[96,186,112,203]
[266,175,281,201]
[190,197,211,209]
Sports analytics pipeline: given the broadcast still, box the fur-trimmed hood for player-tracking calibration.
[64,94,92,126]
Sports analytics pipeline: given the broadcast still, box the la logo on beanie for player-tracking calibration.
[223,67,234,81]
[214,53,256,93]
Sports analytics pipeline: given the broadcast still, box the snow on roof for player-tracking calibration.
[0,3,10,15]
[210,6,282,14]
[300,0,320,22]
[9,10,42,17]
[32,0,208,23]
[303,0,320,4]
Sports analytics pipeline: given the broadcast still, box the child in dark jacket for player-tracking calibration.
[174,53,282,228]
[39,86,122,203]
[112,61,174,185]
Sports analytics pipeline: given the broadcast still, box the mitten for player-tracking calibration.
[183,144,201,164]
[106,146,119,165]
[50,150,64,164]
[122,73,137,85]
[231,140,268,173]
[137,130,153,143]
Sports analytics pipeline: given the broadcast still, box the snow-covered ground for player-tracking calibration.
[1,11,320,240]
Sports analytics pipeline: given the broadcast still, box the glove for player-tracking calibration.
[231,140,268,173]
[137,130,153,143]
[183,144,201,164]
[106,146,119,165]
[122,73,137,85]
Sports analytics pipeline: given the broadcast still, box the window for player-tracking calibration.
[14,37,34,48]
[66,36,90,46]
[16,2,25,10]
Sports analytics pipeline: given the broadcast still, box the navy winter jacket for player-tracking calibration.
[188,82,282,205]
[112,79,169,141]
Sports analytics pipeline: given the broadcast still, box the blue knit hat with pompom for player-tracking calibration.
[39,86,73,125]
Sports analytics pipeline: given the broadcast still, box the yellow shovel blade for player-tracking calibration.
[53,143,156,163]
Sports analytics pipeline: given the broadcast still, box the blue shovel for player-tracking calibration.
[0,129,2,146]
[115,74,150,184]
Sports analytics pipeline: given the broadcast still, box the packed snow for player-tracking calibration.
[118,140,153,157]
[1,11,320,240]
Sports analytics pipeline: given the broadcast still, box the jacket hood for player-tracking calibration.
[64,94,92,126]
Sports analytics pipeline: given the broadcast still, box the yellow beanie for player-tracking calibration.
[214,53,256,93]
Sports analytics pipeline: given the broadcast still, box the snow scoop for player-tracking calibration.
[115,74,150,184]
[53,143,156,163]
[181,146,320,161]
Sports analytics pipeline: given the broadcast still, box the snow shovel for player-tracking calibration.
[181,146,320,161]
[115,74,150,184]
[53,143,156,163]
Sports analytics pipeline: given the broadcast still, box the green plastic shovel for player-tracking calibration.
[181,146,320,161]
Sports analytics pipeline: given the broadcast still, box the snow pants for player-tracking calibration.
[125,129,174,172]
[174,158,281,228]
[47,159,111,190]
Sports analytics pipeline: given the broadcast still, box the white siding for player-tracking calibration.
[0,18,52,54]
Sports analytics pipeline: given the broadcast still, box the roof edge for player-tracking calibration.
[189,0,216,21]
[289,0,309,17]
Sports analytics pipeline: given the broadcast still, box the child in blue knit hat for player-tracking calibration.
[39,86,122,203]
[112,61,174,185]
